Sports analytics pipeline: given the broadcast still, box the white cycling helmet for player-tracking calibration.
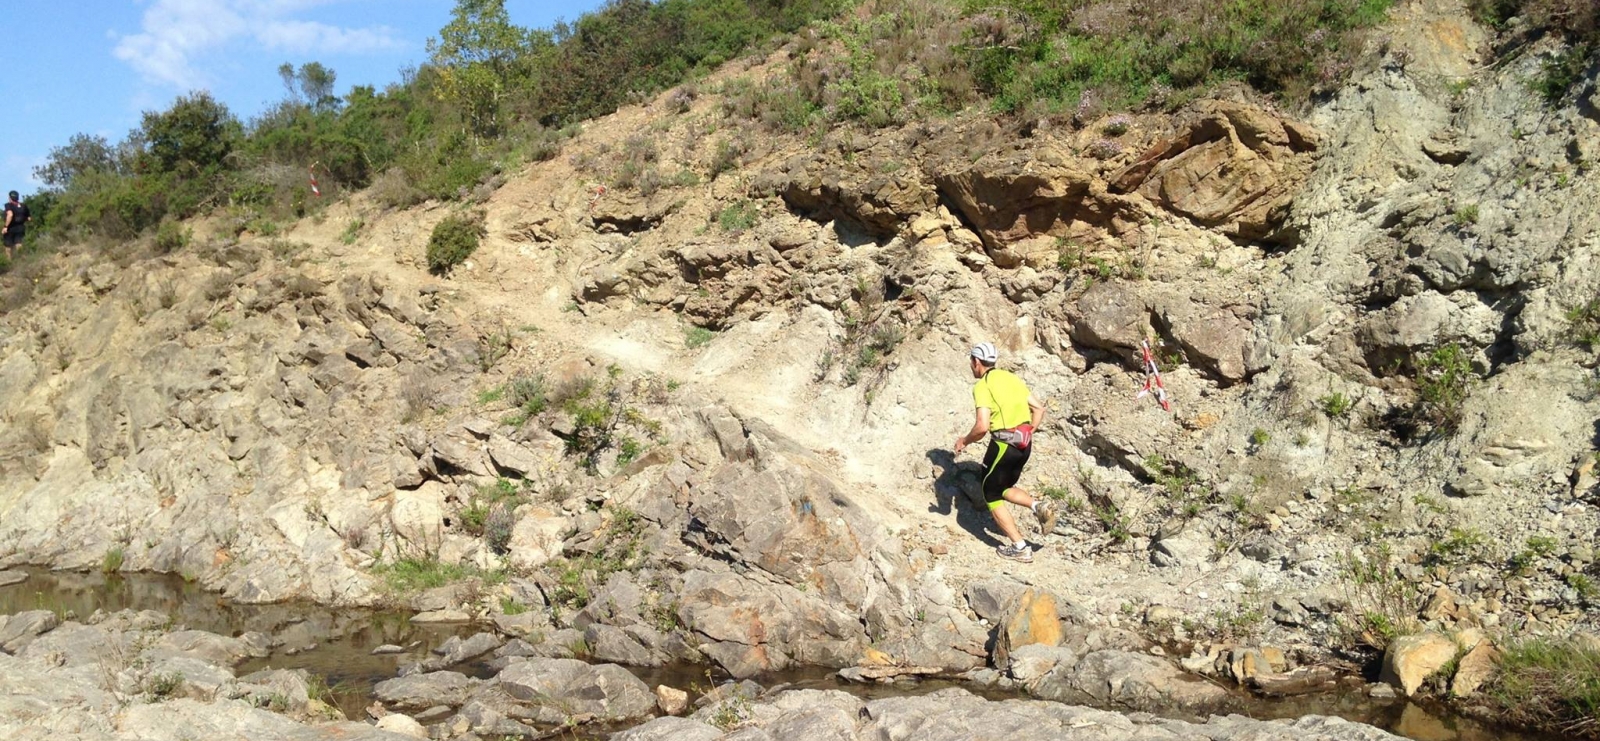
[970,342,998,364]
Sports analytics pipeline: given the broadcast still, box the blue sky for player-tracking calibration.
[0,1,610,193]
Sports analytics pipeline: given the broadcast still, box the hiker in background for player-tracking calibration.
[953,343,1057,563]
[3,191,29,262]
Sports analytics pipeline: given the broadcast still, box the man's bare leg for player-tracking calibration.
[991,501,1025,544]
[992,486,1055,544]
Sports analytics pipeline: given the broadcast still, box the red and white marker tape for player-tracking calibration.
[1137,339,1173,412]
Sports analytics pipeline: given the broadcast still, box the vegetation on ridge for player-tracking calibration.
[15,0,1414,265]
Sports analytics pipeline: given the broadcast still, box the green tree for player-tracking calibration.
[277,61,340,111]
[429,0,533,137]
[138,91,239,176]
[35,133,123,189]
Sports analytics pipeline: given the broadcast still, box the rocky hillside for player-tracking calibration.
[1,0,1598,737]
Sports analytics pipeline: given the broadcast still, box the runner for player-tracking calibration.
[3,191,29,263]
[953,343,1057,563]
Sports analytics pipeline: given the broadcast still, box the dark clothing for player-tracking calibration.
[4,202,28,243]
[1,232,19,249]
[980,438,1031,507]
[4,203,28,235]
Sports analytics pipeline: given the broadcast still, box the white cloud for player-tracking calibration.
[113,0,401,89]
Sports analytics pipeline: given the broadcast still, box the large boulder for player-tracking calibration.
[676,570,866,678]
[1033,649,1231,713]
[759,153,940,239]
[506,506,571,570]
[1380,632,1458,696]
[374,671,478,711]
[496,658,655,721]
[0,611,60,654]
[934,146,1140,263]
[1071,282,1150,353]
[1112,102,1319,241]
[994,589,1063,670]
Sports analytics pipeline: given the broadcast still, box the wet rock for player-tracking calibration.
[374,671,477,711]
[117,699,407,741]
[1380,632,1458,696]
[373,644,406,655]
[677,570,864,678]
[497,658,655,721]
[585,623,663,667]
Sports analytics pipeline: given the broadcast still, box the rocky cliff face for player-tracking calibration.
[0,0,1597,731]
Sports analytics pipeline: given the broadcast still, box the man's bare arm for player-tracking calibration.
[954,407,991,454]
[1028,395,1046,429]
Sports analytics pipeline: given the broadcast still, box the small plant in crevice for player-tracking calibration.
[339,218,364,245]
[1565,297,1600,350]
[1411,343,1477,435]
[476,326,514,372]
[102,546,125,574]
[503,373,548,427]
[684,326,716,349]
[1452,203,1480,228]
[715,200,758,232]
[545,507,650,615]
[1095,502,1132,545]
[1319,391,1354,419]
[554,371,662,472]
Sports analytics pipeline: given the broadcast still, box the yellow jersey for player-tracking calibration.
[973,369,1031,430]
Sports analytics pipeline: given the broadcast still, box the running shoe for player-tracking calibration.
[996,543,1034,563]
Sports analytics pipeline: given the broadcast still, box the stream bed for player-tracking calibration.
[0,569,1561,741]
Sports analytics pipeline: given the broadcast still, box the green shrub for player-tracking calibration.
[1413,343,1476,434]
[339,218,363,245]
[1333,546,1419,649]
[685,326,716,349]
[1429,527,1489,564]
[101,546,124,574]
[426,211,485,275]
[716,201,758,231]
[1320,392,1354,418]
[1452,203,1480,227]
[1250,428,1270,447]
[372,557,503,592]
[154,220,191,253]
[509,375,548,420]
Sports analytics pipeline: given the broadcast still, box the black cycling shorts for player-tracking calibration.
[980,438,1030,510]
[2,231,21,248]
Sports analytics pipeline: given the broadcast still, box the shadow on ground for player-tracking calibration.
[926,448,1002,547]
